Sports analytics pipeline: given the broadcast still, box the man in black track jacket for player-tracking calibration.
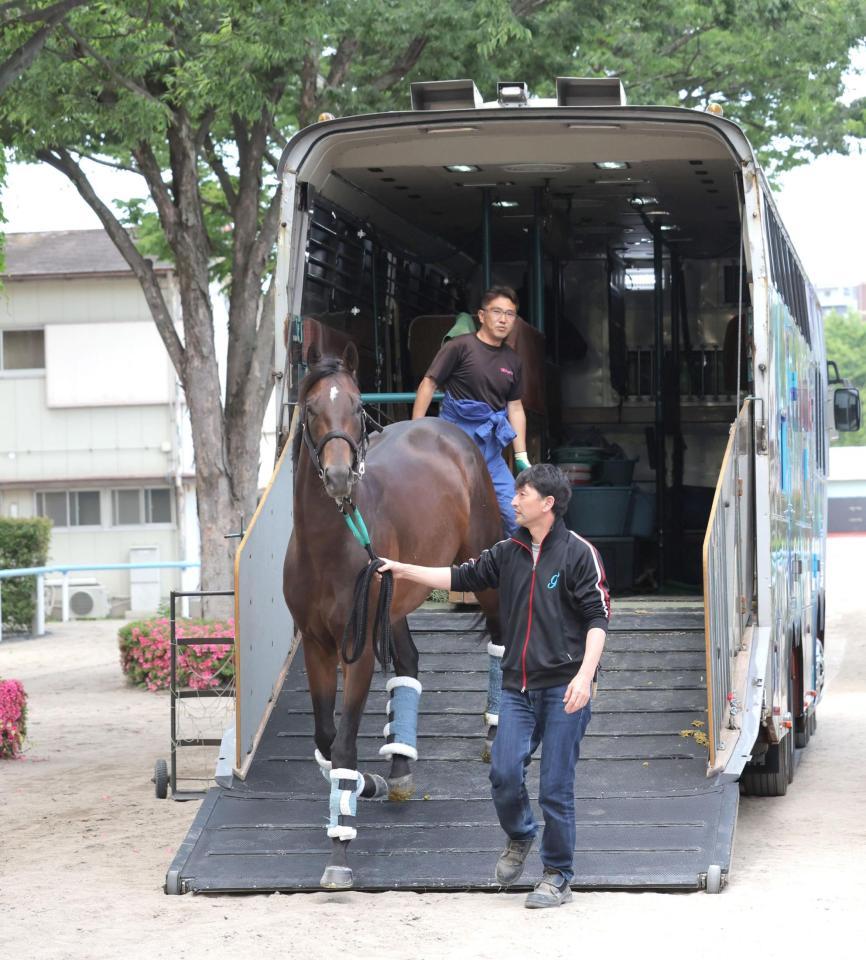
[378,463,610,908]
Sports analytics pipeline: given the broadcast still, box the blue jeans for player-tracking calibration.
[489,685,591,884]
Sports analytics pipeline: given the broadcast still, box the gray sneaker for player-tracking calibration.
[494,837,534,887]
[525,870,573,909]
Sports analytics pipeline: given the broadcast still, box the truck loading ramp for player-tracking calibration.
[166,600,738,894]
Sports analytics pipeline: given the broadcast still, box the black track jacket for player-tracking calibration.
[451,518,610,691]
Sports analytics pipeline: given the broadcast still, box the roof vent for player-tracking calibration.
[410,79,482,111]
[555,77,627,107]
[497,81,529,106]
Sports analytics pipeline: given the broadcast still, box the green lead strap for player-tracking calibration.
[342,506,371,548]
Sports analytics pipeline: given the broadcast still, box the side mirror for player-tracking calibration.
[834,387,861,432]
[827,360,843,385]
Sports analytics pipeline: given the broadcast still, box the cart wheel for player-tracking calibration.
[154,759,169,799]
[705,864,723,894]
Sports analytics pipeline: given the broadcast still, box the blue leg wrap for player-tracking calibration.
[379,676,422,760]
[486,642,504,727]
[327,768,364,840]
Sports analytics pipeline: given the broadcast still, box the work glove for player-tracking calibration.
[514,452,531,475]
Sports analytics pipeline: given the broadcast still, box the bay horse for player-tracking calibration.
[283,343,502,889]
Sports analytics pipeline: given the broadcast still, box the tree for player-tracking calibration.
[0,1,89,95]
[825,309,866,448]
[1,0,864,589]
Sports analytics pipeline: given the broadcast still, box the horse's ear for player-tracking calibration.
[342,341,359,375]
[307,343,322,367]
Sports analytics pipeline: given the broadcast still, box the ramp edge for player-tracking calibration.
[164,788,221,895]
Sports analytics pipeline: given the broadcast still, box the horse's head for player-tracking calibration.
[298,342,366,501]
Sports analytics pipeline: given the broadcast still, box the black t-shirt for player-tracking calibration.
[425,334,523,409]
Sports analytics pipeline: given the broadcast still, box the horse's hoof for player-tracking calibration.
[387,774,414,802]
[361,773,388,800]
[320,865,353,889]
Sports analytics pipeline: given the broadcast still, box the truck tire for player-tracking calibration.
[795,710,811,749]
[740,671,794,796]
[740,731,792,796]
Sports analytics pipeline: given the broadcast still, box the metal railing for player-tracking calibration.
[702,399,756,768]
[0,561,200,643]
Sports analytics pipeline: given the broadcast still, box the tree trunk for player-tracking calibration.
[38,111,276,619]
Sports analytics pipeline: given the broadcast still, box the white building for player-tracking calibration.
[828,446,866,534]
[817,283,866,320]
[0,230,199,616]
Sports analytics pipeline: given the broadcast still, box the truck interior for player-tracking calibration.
[295,115,751,594]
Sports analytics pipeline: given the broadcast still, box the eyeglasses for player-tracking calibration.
[486,307,517,320]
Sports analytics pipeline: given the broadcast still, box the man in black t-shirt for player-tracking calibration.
[412,286,530,536]
[413,286,532,752]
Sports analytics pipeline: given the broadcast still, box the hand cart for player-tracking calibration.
[153,589,235,801]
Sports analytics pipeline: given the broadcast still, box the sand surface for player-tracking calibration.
[2,537,864,960]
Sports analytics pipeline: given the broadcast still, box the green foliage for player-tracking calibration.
[824,310,866,447]
[0,147,5,277]
[0,1,861,308]
[0,518,52,631]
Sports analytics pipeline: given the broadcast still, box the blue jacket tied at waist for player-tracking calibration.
[440,392,517,536]
[440,394,516,458]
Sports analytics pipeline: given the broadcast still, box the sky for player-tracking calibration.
[2,49,865,290]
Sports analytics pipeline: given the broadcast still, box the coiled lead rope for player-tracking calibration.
[339,498,394,674]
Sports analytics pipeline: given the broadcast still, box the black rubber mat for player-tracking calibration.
[166,601,738,893]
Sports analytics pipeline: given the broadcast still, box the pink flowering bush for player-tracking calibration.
[0,678,28,759]
[118,618,235,692]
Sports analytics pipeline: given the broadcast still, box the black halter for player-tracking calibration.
[300,400,370,485]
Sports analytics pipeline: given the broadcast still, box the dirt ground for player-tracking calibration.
[2,537,864,960]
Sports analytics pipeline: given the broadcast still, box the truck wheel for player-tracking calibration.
[740,733,791,796]
[795,710,811,749]
[740,672,794,796]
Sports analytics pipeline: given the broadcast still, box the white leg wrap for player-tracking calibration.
[487,642,504,727]
[315,749,332,783]
[378,742,419,761]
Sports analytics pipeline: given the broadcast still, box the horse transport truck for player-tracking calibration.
[165,77,860,895]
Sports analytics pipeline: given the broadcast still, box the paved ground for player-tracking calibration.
[1,536,863,960]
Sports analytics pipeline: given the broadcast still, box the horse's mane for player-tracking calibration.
[291,356,359,468]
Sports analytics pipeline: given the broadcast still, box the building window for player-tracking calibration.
[1,329,45,371]
[36,490,101,527]
[111,487,173,525]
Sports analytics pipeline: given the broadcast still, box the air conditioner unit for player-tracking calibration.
[68,584,111,619]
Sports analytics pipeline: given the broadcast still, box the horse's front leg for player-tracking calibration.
[302,634,338,778]
[380,616,421,800]
[320,648,375,890]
